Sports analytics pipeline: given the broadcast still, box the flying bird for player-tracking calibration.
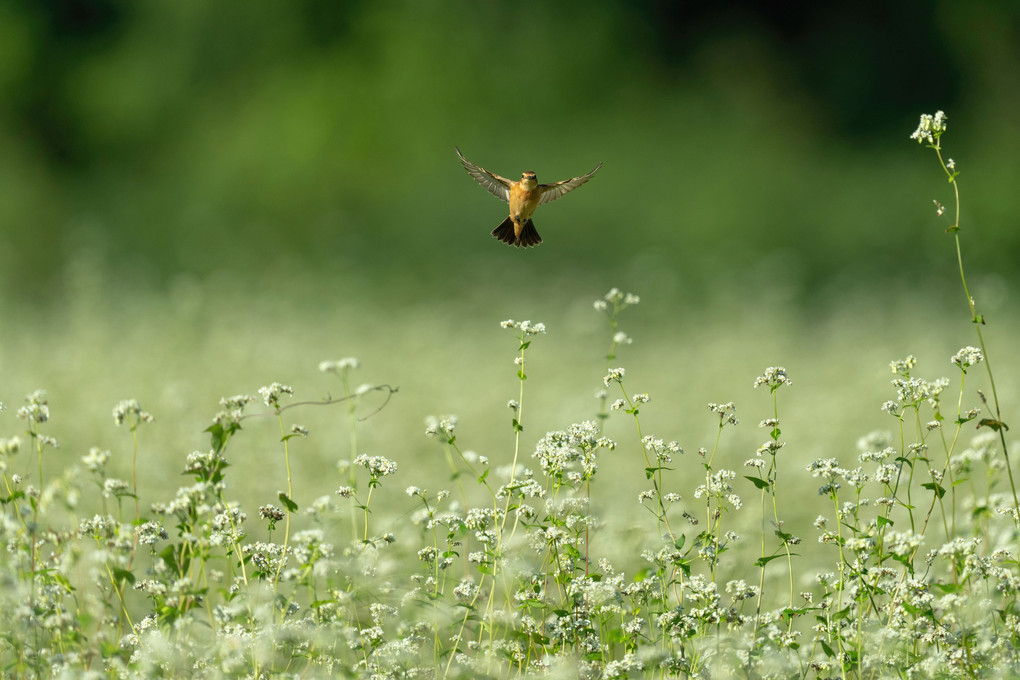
[456,147,602,247]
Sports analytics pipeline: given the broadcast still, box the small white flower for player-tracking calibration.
[319,357,360,373]
[951,346,983,370]
[258,383,294,408]
[603,367,625,386]
[753,367,790,389]
[909,110,947,145]
[113,399,154,427]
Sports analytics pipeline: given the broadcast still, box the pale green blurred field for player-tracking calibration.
[3,261,1015,580]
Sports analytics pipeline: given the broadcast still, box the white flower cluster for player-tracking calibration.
[951,346,983,370]
[353,454,398,478]
[910,110,947,145]
[753,366,791,390]
[500,319,546,335]
[318,357,360,373]
[258,382,294,408]
[112,398,155,427]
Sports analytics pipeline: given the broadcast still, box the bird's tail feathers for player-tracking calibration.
[519,219,542,247]
[491,217,516,246]
[492,218,542,248]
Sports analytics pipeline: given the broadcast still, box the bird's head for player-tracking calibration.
[521,171,538,188]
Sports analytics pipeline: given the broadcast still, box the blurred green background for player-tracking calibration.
[3,0,1020,300]
[1,0,1018,541]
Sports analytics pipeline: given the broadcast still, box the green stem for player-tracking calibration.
[933,144,1020,524]
[272,414,293,594]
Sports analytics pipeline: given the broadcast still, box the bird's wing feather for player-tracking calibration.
[456,147,511,203]
[537,162,603,205]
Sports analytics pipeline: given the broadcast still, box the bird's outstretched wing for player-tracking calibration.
[456,147,511,203]
[538,162,603,205]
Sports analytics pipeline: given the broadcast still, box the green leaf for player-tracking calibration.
[206,422,225,451]
[781,606,812,619]
[971,503,991,520]
[49,570,76,592]
[876,515,893,528]
[113,567,136,585]
[0,490,26,504]
[279,493,299,512]
[977,418,1008,431]
[921,482,946,499]
[517,598,545,609]
[745,476,770,490]
[830,604,853,621]
[205,421,239,454]
[754,554,784,568]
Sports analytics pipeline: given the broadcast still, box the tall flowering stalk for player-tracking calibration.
[595,290,677,543]
[112,398,154,521]
[15,390,56,577]
[749,368,798,648]
[594,288,639,422]
[500,319,546,501]
[699,402,739,578]
[493,320,545,664]
[911,111,1019,522]
[258,382,296,592]
[320,357,365,537]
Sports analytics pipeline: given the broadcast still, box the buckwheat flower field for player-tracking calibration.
[2,114,1019,679]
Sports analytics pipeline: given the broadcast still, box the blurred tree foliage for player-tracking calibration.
[1,0,1018,303]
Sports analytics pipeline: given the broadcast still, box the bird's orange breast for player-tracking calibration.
[509,183,541,220]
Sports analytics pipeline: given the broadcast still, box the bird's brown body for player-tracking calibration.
[456,148,601,247]
[508,178,540,239]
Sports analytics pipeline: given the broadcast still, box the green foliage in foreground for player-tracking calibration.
[1,114,1019,679]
